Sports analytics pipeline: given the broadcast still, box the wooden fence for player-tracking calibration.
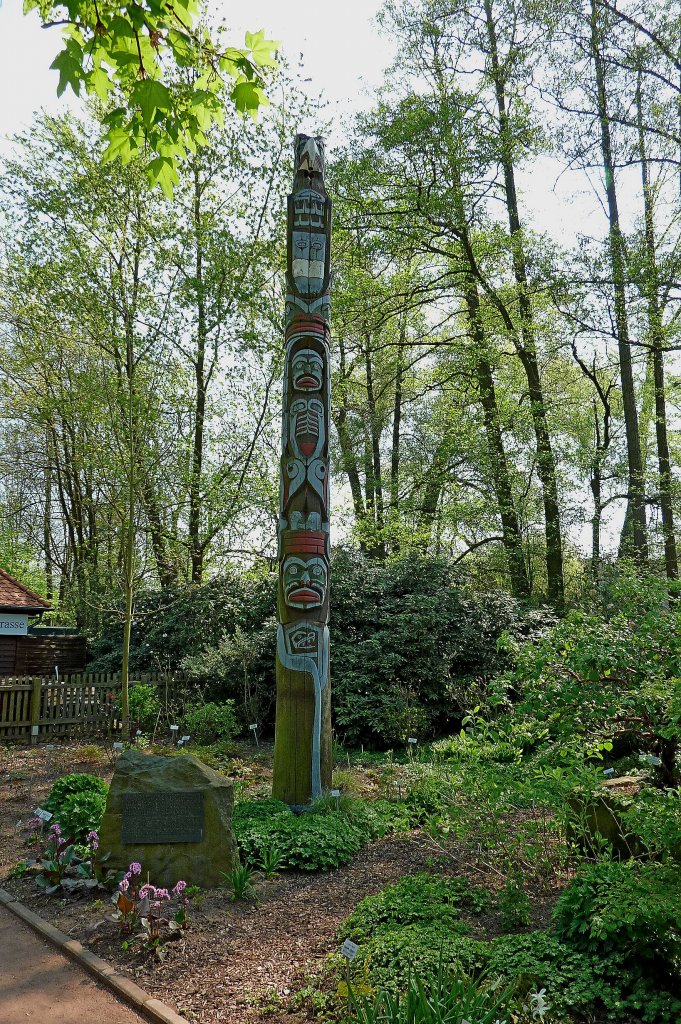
[0,672,188,743]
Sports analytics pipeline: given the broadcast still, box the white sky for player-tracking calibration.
[0,1,393,143]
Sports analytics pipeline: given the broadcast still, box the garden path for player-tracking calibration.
[0,904,145,1024]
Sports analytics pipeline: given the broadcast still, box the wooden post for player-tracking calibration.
[272,135,333,806]
[29,676,41,745]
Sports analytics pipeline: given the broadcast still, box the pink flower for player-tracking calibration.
[49,822,62,836]
[139,884,154,899]
[119,878,130,893]
[154,888,170,900]
[128,862,142,875]
[87,830,99,851]
[172,880,187,896]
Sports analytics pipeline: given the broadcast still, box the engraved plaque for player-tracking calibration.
[121,791,204,844]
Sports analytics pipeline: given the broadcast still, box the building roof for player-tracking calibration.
[0,568,52,613]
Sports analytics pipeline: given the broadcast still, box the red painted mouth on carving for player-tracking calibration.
[287,587,322,604]
[296,375,319,388]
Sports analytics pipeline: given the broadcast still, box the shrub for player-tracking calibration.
[493,570,681,787]
[621,788,681,860]
[498,878,532,931]
[552,859,681,977]
[182,701,237,744]
[233,798,292,826]
[486,931,681,1024]
[484,932,625,1018]
[126,684,162,734]
[55,790,107,841]
[45,773,108,815]
[331,550,519,746]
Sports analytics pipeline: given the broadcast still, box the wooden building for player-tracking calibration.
[0,568,86,676]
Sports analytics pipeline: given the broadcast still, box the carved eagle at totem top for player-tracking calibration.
[294,134,325,176]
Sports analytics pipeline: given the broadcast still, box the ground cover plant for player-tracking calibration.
[232,795,391,871]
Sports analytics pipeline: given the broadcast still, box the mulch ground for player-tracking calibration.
[0,743,557,1024]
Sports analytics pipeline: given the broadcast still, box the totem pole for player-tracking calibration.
[272,135,332,807]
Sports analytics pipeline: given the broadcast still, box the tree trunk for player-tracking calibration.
[365,339,386,558]
[590,0,648,562]
[465,286,531,600]
[189,163,207,584]
[636,67,678,579]
[484,0,565,610]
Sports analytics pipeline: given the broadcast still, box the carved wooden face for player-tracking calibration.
[291,349,324,392]
[283,556,328,609]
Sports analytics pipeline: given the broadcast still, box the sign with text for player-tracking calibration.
[122,791,204,844]
[0,613,28,635]
[341,939,359,961]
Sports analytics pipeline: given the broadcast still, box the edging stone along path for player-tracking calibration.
[0,888,186,1024]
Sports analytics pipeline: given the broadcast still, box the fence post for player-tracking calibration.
[30,676,42,745]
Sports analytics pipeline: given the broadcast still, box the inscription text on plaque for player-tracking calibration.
[121,791,204,844]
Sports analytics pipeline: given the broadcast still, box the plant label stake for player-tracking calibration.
[35,807,52,822]
[113,741,124,752]
[273,134,333,807]
[341,938,359,991]
[249,724,259,747]
[331,787,341,809]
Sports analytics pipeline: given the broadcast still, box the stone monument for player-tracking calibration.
[99,749,238,888]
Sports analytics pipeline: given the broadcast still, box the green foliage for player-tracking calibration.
[55,790,107,841]
[122,684,161,734]
[486,931,681,1023]
[182,701,237,744]
[259,845,284,879]
[498,878,532,931]
[484,932,624,1018]
[621,788,681,860]
[354,924,483,992]
[332,551,519,746]
[90,553,521,746]
[89,572,278,720]
[402,769,457,825]
[339,874,490,943]
[223,864,255,900]
[45,774,108,841]
[552,860,681,975]
[45,773,109,815]
[232,798,380,872]
[28,1,278,194]
[493,571,681,786]
[233,798,291,824]
[349,963,517,1024]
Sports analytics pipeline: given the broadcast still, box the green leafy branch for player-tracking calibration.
[25,1,279,194]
